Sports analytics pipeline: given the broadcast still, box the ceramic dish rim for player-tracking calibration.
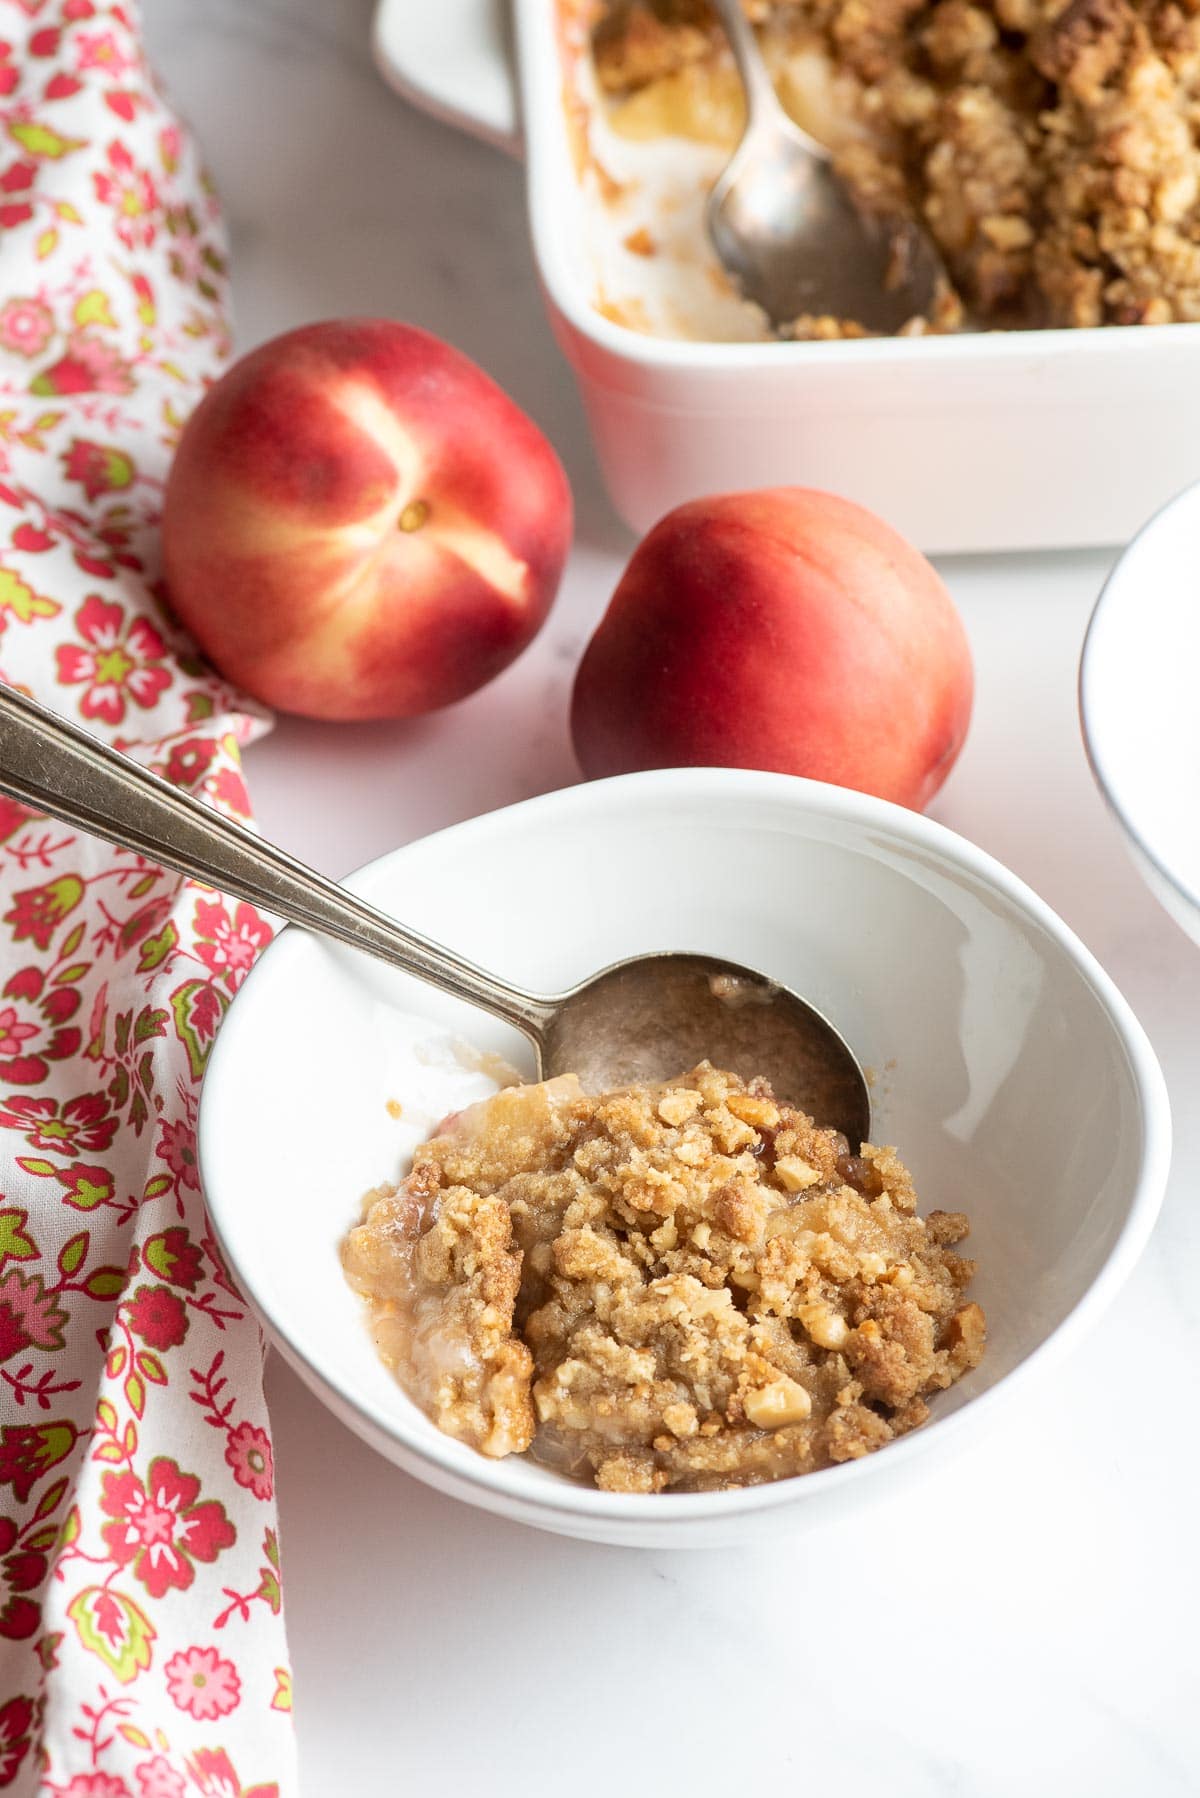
[1080,477,1200,925]
[199,768,1171,1525]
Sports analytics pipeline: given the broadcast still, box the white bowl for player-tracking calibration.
[374,0,1200,554]
[1081,481,1200,946]
[199,769,1170,1549]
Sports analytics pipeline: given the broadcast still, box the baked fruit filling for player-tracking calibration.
[342,1064,986,1493]
[589,0,1200,336]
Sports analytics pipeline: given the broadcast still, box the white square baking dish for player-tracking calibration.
[375,0,1200,554]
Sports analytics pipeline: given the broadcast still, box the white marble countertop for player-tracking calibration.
[146,4,1199,1792]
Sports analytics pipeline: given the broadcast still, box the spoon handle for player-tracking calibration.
[0,681,554,1042]
[708,0,825,155]
[708,0,786,122]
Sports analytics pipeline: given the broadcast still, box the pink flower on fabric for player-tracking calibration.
[75,30,137,76]
[210,767,251,817]
[4,871,85,951]
[143,1225,204,1292]
[0,161,36,194]
[62,437,137,501]
[0,1091,118,1155]
[33,329,133,396]
[137,1761,187,1798]
[185,1749,279,1798]
[224,1421,273,1501]
[0,1269,67,1361]
[0,794,31,843]
[185,1750,237,1798]
[100,1457,235,1600]
[0,968,81,1085]
[0,1513,48,1640]
[157,1116,200,1193]
[165,736,217,789]
[55,594,171,725]
[0,297,53,357]
[125,1282,189,1351]
[164,209,208,289]
[60,1776,132,1798]
[0,1693,34,1787]
[164,1644,241,1720]
[0,1005,39,1060]
[92,139,159,250]
[192,898,271,990]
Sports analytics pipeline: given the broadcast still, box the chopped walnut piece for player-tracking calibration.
[775,1155,821,1192]
[744,1375,814,1427]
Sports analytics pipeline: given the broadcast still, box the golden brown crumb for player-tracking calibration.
[343,1066,986,1493]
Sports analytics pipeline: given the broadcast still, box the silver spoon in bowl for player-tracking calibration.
[706,0,944,333]
[0,683,871,1143]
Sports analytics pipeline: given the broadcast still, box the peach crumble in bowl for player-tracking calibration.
[198,770,1169,1547]
[342,1066,986,1494]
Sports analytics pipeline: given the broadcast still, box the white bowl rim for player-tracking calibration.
[1079,475,1200,923]
[200,767,1171,1525]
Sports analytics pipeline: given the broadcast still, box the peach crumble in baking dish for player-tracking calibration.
[586,0,1200,338]
[342,1063,985,1493]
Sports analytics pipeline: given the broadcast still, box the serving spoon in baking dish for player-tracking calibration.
[0,683,871,1142]
[706,0,944,333]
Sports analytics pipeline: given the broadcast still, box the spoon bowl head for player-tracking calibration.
[541,949,871,1144]
[708,122,945,334]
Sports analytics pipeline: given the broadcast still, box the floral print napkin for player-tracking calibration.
[0,4,296,1792]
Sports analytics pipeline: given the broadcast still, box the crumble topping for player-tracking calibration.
[590,0,1200,333]
[343,1064,985,1493]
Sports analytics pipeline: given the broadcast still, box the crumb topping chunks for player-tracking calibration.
[591,0,1200,333]
[343,1065,986,1493]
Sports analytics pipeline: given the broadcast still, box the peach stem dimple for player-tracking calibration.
[398,499,430,532]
